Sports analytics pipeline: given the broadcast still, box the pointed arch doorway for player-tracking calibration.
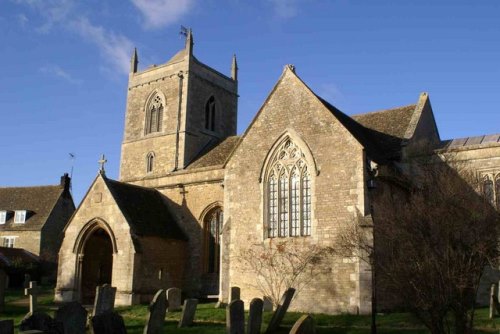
[76,223,116,304]
[201,205,223,296]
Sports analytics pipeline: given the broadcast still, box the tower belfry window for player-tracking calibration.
[145,94,163,135]
[146,152,155,173]
[205,96,216,131]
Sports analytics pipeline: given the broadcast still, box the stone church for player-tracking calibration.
[55,31,500,313]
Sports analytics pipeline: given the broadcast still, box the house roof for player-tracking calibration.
[0,247,39,268]
[438,134,500,150]
[188,136,240,169]
[352,104,417,139]
[0,184,65,231]
[103,177,187,241]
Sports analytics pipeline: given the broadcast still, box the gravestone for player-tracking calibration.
[55,301,88,334]
[25,281,41,313]
[248,298,264,334]
[92,284,117,316]
[289,315,315,334]
[19,311,64,334]
[230,286,240,302]
[144,289,167,334]
[178,298,198,327]
[226,299,244,334]
[90,311,127,334]
[23,274,31,288]
[0,319,14,334]
[0,269,6,312]
[263,296,273,312]
[265,288,296,334]
[166,287,181,311]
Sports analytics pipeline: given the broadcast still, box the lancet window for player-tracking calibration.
[204,207,223,273]
[481,172,500,209]
[146,152,154,173]
[145,94,163,134]
[266,139,312,238]
[205,96,216,131]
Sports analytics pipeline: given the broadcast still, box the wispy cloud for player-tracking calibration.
[130,0,194,29]
[16,13,29,27]
[268,0,301,19]
[12,0,75,33]
[71,18,134,75]
[39,64,82,84]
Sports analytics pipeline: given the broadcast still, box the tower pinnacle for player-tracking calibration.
[185,29,193,56]
[130,48,138,73]
[231,54,238,81]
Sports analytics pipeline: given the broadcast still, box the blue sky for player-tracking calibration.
[0,0,499,204]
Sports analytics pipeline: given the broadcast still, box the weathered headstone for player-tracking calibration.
[90,311,127,334]
[490,283,500,319]
[54,301,88,334]
[166,287,181,311]
[289,315,315,334]
[92,284,117,316]
[19,311,63,334]
[0,319,14,334]
[23,274,31,288]
[178,298,198,327]
[226,299,244,334]
[25,281,41,313]
[144,289,167,334]
[0,269,7,312]
[265,288,296,334]
[230,286,241,302]
[248,298,264,334]
[263,296,273,312]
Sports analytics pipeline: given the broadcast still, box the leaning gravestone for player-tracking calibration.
[0,269,7,312]
[230,286,241,302]
[289,315,315,334]
[90,311,127,334]
[144,289,167,334]
[265,288,296,334]
[92,284,117,316]
[166,287,181,311]
[248,298,264,334]
[55,301,88,334]
[0,319,14,334]
[178,298,198,327]
[226,299,244,334]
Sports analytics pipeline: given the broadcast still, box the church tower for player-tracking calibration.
[119,30,238,182]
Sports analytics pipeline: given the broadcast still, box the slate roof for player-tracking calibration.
[0,184,64,231]
[317,97,416,163]
[103,177,187,241]
[0,247,39,267]
[439,134,500,150]
[188,136,240,169]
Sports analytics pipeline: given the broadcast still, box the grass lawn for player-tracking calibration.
[2,287,500,333]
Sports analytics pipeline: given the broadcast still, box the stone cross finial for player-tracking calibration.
[98,154,107,175]
[25,281,40,313]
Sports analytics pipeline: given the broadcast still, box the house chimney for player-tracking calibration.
[60,173,71,192]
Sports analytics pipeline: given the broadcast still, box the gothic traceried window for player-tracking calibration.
[205,96,216,131]
[145,94,163,135]
[483,176,494,205]
[266,138,312,238]
[204,207,223,273]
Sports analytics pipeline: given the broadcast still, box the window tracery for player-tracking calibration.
[145,94,163,134]
[266,138,312,238]
[481,171,500,209]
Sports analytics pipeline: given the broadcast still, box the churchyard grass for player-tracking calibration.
[3,287,500,333]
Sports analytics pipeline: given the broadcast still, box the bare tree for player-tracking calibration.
[337,160,500,334]
[238,239,331,307]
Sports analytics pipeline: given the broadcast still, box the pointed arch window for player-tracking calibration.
[145,94,163,135]
[266,138,312,238]
[205,96,216,131]
[204,207,223,273]
[483,176,494,206]
[146,152,155,173]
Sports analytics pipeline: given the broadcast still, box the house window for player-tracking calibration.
[145,94,163,135]
[146,152,155,173]
[0,211,6,224]
[204,96,216,131]
[2,236,16,248]
[14,210,26,224]
[204,207,222,273]
[266,138,312,238]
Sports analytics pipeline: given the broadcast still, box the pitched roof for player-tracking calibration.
[0,184,64,230]
[103,177,187,241]
[317,97,415,162]
[439,133,500,150]
[188,136,240,169]
[0,247,39,268]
